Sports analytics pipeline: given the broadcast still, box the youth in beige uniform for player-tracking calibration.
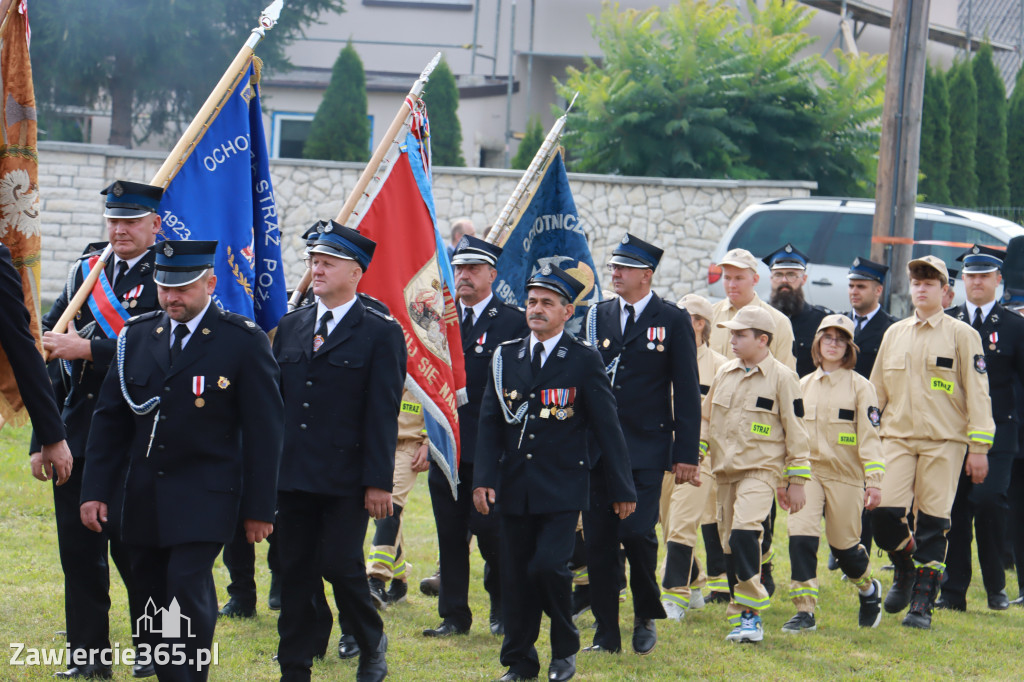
[367,387,429,603]
[658,295,727,617]
[870,255,995,630]
[784,315,884,632]
[700,306,811,642]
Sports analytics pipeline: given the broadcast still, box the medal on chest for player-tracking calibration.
[540,388,576,420]
[475,332,487,353]
[193,376,206,407]
[646,327,666,351]
[122,284,144,309]
[989,331,999,351]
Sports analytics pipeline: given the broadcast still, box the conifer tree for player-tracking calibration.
[303,41,370,163]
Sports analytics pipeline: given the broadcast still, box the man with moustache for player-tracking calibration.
[763,243,830,378]
[35,181,164,679]
[423,235,527,639]
[474,265,635,682]
[581,234,701,655]
[81,240,283,681]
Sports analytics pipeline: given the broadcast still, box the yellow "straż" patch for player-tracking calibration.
[930,377,954,394]
[838,433,857,446]
[751,422,771,437]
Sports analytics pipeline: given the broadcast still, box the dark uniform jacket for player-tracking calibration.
[457,296,528,464]
[848,307,897,378]
[474,333,636,515]
[947,302,1024,453]
[789,301,831,377]
[82,304,283,547]
[0,243,65,444]
[31,243,160,456]
[274,297,406,495]
[588,294,701,469]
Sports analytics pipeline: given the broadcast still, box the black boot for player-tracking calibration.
[884,546,916,614]
[902,566,941,629]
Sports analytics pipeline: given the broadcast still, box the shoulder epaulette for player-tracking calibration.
[358,292,392,316]
[125,310,161,326]
[280,301,315,320]
[219,309,262,334]
[572,334,592,347]
[498,338,523,347]
[365,305,396,323]
[501,301,525,313]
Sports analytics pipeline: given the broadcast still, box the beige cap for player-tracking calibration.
[716,305,776,333]
[816,314,860,352]
[717,248,759,271]
[908,255,949,285]
[678,293,713,321]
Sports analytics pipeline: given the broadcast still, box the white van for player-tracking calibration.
[707,197,1024,310]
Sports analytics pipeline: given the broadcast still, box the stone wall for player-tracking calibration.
[36,141,814,304]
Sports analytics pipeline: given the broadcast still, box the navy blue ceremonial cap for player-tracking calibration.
[609,233,663,270]
[848,256,889,283]
[1002,287,1024,308]
[956,244,1004,273]
[527,263,585,302]
[762,243,808,270]
[101,180,163,219]
[154,240,217,287]
[451,235,502,267]
[947,267,959,284]
[308,220,376,270]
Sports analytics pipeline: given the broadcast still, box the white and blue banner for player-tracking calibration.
[493,150,601,333]
[159,61,287,332]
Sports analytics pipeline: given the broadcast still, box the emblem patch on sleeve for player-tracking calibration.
[974,354,987,374]
[867,406,881,428]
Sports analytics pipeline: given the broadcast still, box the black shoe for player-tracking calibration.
[490,616,505,637]
[548,654,576,681]
[422,621,469,637]
[356,632,387,682]
[420,569,441,596]
[495,671,536,681]
[827,552,840,571]
[368,577,388,611]
[386,579,408,605]
[338,633,361,659]
[631,618,657,655]
[581,644,621,654]
[884,549,916,614]
[704,590,731,605]
[934,595,966,612]
[781,611,817,633]
[857,579,882,628]
[760,562,775,597]
[54,667,113,679]
[132,663,156,678]
[902,566,941,630]
[268,571,282,611]
[571,584,591,620]
[218,598,257,619]
[987,590,1010,610]
[1010,592,1024,606]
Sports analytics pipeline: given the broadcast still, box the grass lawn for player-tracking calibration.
[1,423,1021,680]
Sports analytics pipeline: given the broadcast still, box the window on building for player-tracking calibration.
[271,112,375,159]
[363,0,472,9]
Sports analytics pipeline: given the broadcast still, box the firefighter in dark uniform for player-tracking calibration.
[581,233,701,656]
[846,257,898,379]
[938,245,1024,611]
[273,221,405,682]
[35,181,163,680]
[424,235,527,639]
[474,265,636,682]
[1004,287,1024,606]
[763,243,830,378]
[80,240,283,681]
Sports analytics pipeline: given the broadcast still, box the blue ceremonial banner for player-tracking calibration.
[159,61,287,332]
[493,150,601,334]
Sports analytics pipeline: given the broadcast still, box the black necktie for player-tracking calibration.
[113,260,128,288]
[623,303,636,339]
[973,307,984,331]
[463,307,475,336]
[170,325,188,365]
[854,315,867,336]
[532,341,544,378]
[314,311,333,352]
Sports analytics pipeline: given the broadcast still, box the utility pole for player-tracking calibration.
[871,0,931,317]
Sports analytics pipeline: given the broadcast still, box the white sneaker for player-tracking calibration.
[662,600,686,621]
[689,590,705,610]
[725,610,764,643]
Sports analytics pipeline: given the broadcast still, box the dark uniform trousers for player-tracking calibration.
[81,304,283,682]
[272,298,405,681]
[944,303,1024,600]
[221,521,279,608]
[584,295,701,649]
[429,297,527,629]
[35,245,160,661]
[475,334,636,679]
[1009,449,1024,597]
